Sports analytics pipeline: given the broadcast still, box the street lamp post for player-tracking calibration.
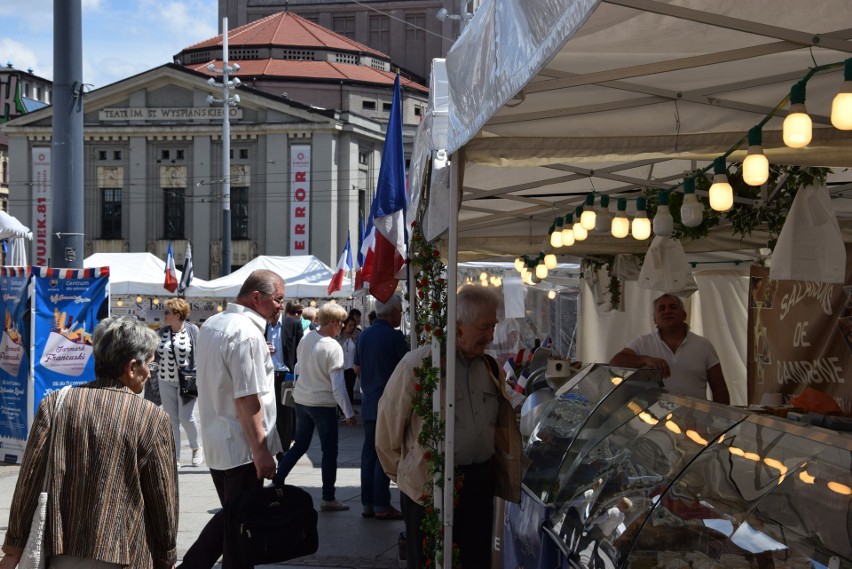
[206,17,241,276]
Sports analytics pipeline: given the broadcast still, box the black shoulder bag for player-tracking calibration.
[170,329,198,402]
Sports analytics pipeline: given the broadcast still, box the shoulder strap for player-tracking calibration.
[43,386,72,492]
[483,353,500,381]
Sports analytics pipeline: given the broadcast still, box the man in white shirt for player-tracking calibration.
[609,293,730,403]
[181,269,285,569]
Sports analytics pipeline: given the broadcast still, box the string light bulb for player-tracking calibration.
[572,206,588,241]
[653,191,674,237]
[514,257,524,272]
[594,194,612,233]
[547,290,557,300]
[709,157,734,211]
[544,253,557,270]
[631,197,652,240]
[783,81,812,148]
[561,214,575,246]
[831,59,852,130]
[549,221,563,248]
[742,126,769,186]
[535,259,548,280]
[611,198,629,238]
[580,193,597,230]
[680,177,703,227]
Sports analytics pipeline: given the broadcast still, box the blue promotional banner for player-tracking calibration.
[0,267,32,463]
[31,267,109,429]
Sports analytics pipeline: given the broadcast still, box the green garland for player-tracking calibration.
[408,222,460,568]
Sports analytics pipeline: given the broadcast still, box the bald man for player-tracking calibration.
[609,294,730,403]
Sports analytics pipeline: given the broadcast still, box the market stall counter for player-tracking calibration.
[504,363,852,569]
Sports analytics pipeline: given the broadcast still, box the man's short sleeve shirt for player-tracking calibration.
[625,329,720,399]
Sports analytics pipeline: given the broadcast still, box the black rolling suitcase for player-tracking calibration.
[226,484,319,565]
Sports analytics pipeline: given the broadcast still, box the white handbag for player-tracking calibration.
[19,386,71,569]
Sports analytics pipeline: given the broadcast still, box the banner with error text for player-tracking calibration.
[31,267,110,426]
[0,267,31,463]
[747,254,852,407]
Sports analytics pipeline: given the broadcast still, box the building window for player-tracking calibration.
[98,151,107,161]
[405,13,426,41]
[332,16,356,38]
[176,149,185,160]
[163,188,185,239]
[101,188,122,239]
[231,187,249,240]
[362,100,376,111]
[383,102,392,112]
[113,150,122,160]
[161,149,170,161]
[239,148,249,160]
[369,15,390,52]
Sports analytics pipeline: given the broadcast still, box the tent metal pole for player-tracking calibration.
[441,151,460,568]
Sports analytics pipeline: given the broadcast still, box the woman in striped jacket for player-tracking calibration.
[1,316,178,569]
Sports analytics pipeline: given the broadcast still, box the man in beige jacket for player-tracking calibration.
[376,284,522,569]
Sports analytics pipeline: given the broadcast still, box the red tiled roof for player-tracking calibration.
[188,59,428,93]
[184,11,387,59]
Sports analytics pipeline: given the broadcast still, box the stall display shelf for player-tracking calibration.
[506,363,852,569]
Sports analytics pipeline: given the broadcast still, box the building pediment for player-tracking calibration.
[1,63,338,133]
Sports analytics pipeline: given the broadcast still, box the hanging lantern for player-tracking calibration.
[782,81,812,148]
[831,59,852,130]
[653,191,674,237]
[572,206,588,241]
[742,126,769,187]
[631,197,652,241]
[611,198,629,238]
[680,177,703,228]
[708,157,734,212]
[561,214,575,246]
[580,193,597,230]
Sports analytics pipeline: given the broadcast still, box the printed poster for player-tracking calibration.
[0,267,31,463]
[31,267,109,426]
[747,256,852,408]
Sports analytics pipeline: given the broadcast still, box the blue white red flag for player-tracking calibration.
[366,75,407,302]
[328,234,352,296]
[164,242,178,293]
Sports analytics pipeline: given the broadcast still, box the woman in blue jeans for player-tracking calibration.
[275,303,355,511]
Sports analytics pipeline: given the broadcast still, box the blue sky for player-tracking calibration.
[0,0,219,90]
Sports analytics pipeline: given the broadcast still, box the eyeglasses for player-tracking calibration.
[261,291,286,305]
[144,361,159,373]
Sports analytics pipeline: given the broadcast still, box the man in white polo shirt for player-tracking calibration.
[609,293,730,403]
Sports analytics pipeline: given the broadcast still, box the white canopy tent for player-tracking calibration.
[409,0,852,401]
[0,211,32,266]
[84,252,199,295]
[409,3,852,559]
[186,255,351,299]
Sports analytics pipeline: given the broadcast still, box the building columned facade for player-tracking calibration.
[2,12,428,278]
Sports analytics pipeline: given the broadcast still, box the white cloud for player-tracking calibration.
[157,1,217,40]
[0,38,50,79]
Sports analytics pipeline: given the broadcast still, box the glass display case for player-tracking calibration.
[522,363,665,503]
[506,364,852,569]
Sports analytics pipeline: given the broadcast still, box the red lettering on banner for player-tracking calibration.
[294,241,305,250]
[295,224,305,235]
[295,188,306,201]
[295,207,306,217]
[295,172,306,182]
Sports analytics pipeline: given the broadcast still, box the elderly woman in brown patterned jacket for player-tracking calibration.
[0,316,178,569]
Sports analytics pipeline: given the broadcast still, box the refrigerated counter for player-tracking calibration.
[503,363,852,569]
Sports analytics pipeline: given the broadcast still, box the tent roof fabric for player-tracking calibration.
[414,0,852,261]
[186,255,351,299]
[84,253,194,296]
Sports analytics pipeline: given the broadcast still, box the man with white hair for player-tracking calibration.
[609,293,730,403]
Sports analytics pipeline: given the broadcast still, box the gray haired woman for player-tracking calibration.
[1,316,178,569]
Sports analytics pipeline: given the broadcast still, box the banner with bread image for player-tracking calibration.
[32,267,109,406]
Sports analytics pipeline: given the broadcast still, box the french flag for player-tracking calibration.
[163,242,178,293]
[366,75,407,302]
[328,234,352,296]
